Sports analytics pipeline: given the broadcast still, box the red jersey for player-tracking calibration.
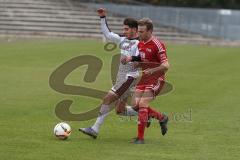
[137,37,168,86]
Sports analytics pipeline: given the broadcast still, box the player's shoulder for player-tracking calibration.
[129,37,140,44]
[151,37,166,52]
[127,37,139,42]
[121,37,139,44]
[151,37,165,46]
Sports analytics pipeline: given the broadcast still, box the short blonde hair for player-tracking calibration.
[138,18,153,31]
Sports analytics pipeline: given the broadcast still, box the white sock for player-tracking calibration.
[91,104,110,133]
[125,105,138,116]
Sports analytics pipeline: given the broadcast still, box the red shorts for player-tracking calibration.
[136,80,165,97]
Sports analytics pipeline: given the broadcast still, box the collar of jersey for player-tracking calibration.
[127,37,139,40]
[143,36,154,44]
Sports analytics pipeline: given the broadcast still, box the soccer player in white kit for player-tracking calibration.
[79,8,139,139]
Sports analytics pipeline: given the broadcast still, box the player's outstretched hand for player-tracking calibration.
[97,8,106,17]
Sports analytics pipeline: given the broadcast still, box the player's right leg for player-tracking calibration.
[79,90,118,139]
[79,76,136,139]
[148,80,169,135]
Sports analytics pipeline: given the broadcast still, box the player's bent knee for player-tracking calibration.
[115,103,125,114]
[115,108,123,115]
[103,94,115,105]
[138,101,149,108]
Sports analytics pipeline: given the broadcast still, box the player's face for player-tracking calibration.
[138,26,152,42]
[123,25,136,39]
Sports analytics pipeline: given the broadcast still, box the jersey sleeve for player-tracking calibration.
[100,17,122,44]
[155,40,168,63]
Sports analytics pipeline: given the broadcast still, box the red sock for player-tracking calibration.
[137,107,148,140]
[148,107,164,121]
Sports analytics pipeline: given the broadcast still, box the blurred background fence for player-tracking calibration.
[88,2,240,40]
[0,0,240,45]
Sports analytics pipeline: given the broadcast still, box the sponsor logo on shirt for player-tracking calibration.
[146,48,152,52]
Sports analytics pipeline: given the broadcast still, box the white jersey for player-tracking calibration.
[100,17,139,79]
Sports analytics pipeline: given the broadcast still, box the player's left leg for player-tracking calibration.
[115,99,126,115]
[115,94,138,116]
[147,106,168,136]
[147,80,169,135]
[115,77,139,116]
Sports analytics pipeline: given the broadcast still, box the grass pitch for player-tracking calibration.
[0,38,239,160]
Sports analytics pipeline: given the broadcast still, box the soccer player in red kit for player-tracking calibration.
[122,18,170,144]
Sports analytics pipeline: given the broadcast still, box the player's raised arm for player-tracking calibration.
[97,8,122,44]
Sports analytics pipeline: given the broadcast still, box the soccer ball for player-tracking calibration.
[53,122,71,140]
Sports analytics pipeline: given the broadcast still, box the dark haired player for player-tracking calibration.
[79,8,140,139]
